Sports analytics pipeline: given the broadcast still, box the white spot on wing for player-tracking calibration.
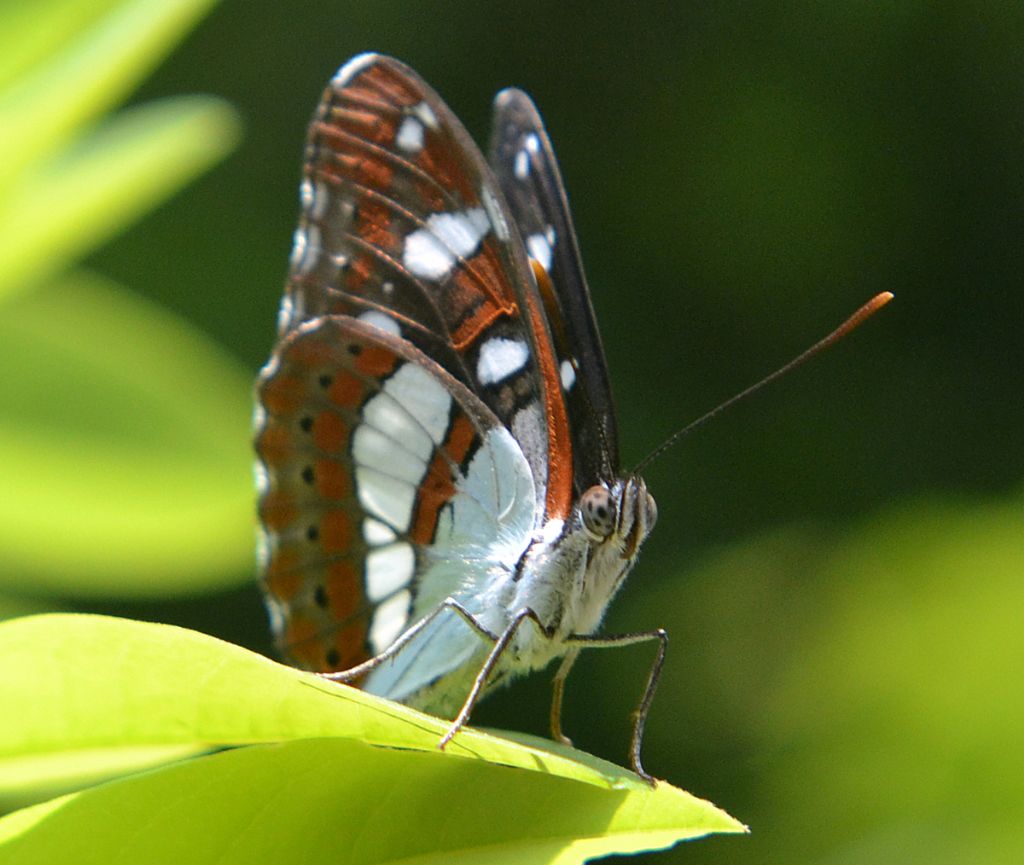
[411,101,438,129]
[253,461,269,494]
[332,53,377,87]
[560,359,576,391]
[369,588,412,653]
[526,233,552,272]
[363,518,397,546]
[258,352,280,389]
[252,401,268,432]
[362,389,433,461]
[477,337,529,385]
[358,309,401,336]
[264,594,285,635]
[276,295,294,333]
[366,543,414,602]
[395,116,424,153]
[289,226,307,267]
[353,424,428,485]
[403,208,490,280]
[524,134,540,154]
[383,364,453,446]
[303,178,329,220]
[255,528,269,570]
[514,149,530,179]
[356,466,416,532]
[289,223,320,275]
[352,362,456,532]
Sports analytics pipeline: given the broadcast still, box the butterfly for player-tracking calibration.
[254,53,666,782]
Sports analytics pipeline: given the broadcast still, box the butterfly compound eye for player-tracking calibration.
[580,485,617,539]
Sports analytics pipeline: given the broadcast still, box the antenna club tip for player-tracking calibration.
[864,290,897,317]
[864,292,897,315]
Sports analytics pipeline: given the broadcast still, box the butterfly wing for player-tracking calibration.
[257,55,575,700]
[283,54,573,520]
[489,89,619,489]
[256,316,536,688]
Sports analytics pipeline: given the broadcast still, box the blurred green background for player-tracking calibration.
[2,1,1021,863]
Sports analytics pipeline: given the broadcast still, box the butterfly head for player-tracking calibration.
[579,476,658,560]
[560,476,656,637]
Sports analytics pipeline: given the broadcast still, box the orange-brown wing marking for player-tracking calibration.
[296,57,528,374]
[410,413,478,545]
[256,314,517,674]
[525,258,573,519]
[257,322,407,673]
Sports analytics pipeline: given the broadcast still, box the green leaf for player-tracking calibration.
[0,0,221,187]
[0,273,253,596]
[0,596,51,624]
[0,613,644,782]
[0,1,121,91]
[0,95,241,300]
[0,613,745,862]
[0,744,206,814]
[0,739,740,864]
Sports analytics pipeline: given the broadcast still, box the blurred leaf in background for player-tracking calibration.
[602,490,1024,865]
[0,0,250,600]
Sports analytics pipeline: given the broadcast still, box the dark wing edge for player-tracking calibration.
[488,88,619,487]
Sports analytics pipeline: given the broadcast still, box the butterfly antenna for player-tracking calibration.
[631,292,893,475]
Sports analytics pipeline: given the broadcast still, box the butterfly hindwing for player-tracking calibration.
[256,315,537,674]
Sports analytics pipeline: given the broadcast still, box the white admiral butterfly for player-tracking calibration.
[255,53,889,783]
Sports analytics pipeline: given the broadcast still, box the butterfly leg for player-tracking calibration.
[321,597,499,683]
[565,628,668,785]
[439,606,552,751]
[550,647,581,747]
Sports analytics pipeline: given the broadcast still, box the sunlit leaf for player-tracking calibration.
[0,739,740,864]
[0,614,745,862]
[0,0,221,186]
[0,96,241,300]
[0,614,652,784]
[0,1,121,90]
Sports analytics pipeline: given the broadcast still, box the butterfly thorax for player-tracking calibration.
[462,475,654,689]
[390,475,657,717]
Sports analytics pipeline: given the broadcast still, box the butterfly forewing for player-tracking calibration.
[489,89,619,489]
[282,55,573,519]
